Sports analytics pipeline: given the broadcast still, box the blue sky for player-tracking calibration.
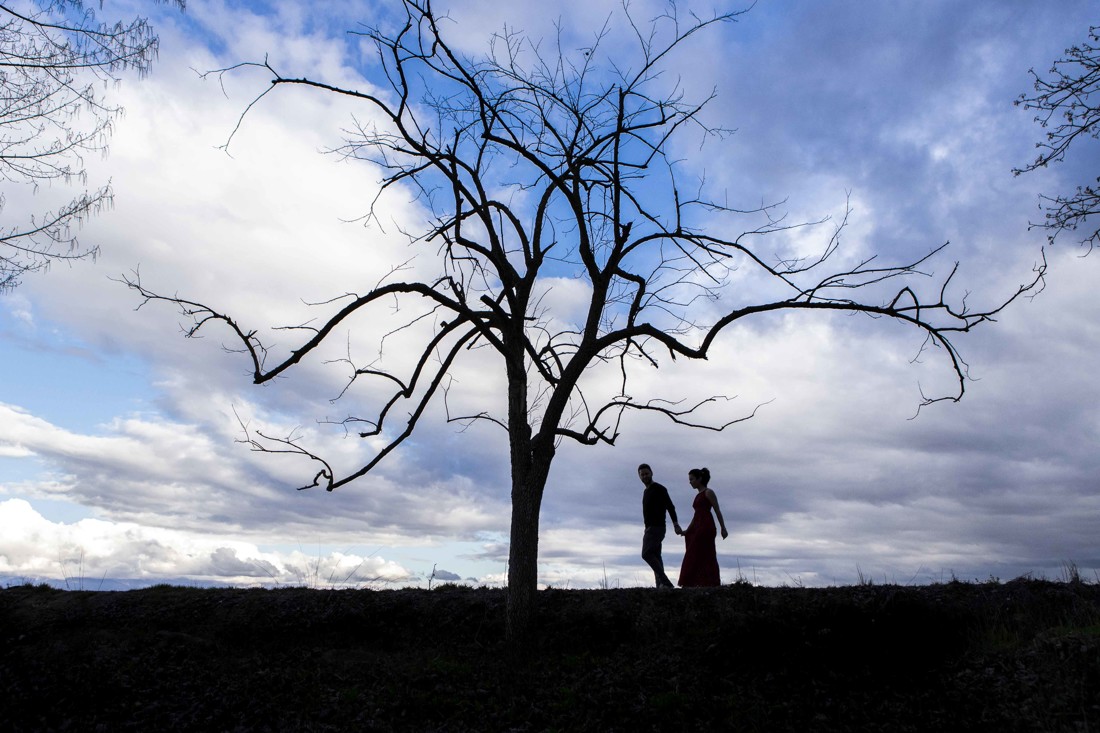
[1,0,1097,590]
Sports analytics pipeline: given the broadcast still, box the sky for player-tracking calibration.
[1,0,1097,591]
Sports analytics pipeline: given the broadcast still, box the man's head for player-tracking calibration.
[637,463,653,486]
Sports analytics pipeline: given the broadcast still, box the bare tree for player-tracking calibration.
[0,0,184,292]
[126,0,1045,644]
[1014,25,1100,251]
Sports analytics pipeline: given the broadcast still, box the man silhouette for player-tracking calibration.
[638,463,681,588]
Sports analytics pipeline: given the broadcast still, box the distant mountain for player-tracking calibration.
[1,576,236,591]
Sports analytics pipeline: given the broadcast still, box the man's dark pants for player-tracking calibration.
[642,525,674,588]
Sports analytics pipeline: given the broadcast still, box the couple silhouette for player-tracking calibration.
[638,463,729,588]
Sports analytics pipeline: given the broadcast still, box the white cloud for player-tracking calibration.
[0,498,412,586]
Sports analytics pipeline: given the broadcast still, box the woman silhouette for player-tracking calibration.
[677,467,729,587]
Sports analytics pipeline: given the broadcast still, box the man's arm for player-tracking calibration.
[663,485,682,532]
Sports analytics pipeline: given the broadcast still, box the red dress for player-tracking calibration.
[678,491,720,587]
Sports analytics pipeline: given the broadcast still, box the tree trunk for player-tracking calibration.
[506,462,544,647]
[503,335,555,648]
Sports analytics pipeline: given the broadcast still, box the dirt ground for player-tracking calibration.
[2,579,1098,731]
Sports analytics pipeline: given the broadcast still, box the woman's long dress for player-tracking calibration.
[678,491,720,587]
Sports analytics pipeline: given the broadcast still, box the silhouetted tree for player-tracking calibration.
[1015,24,1100,251]
[0,0,184,291]
[126,0,1045,645]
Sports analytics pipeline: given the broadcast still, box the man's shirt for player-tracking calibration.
[642,482,678,528]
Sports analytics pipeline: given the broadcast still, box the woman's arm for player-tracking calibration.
[707,488,729,539]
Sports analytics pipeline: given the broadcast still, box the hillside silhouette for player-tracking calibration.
[2,578,1098,731]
